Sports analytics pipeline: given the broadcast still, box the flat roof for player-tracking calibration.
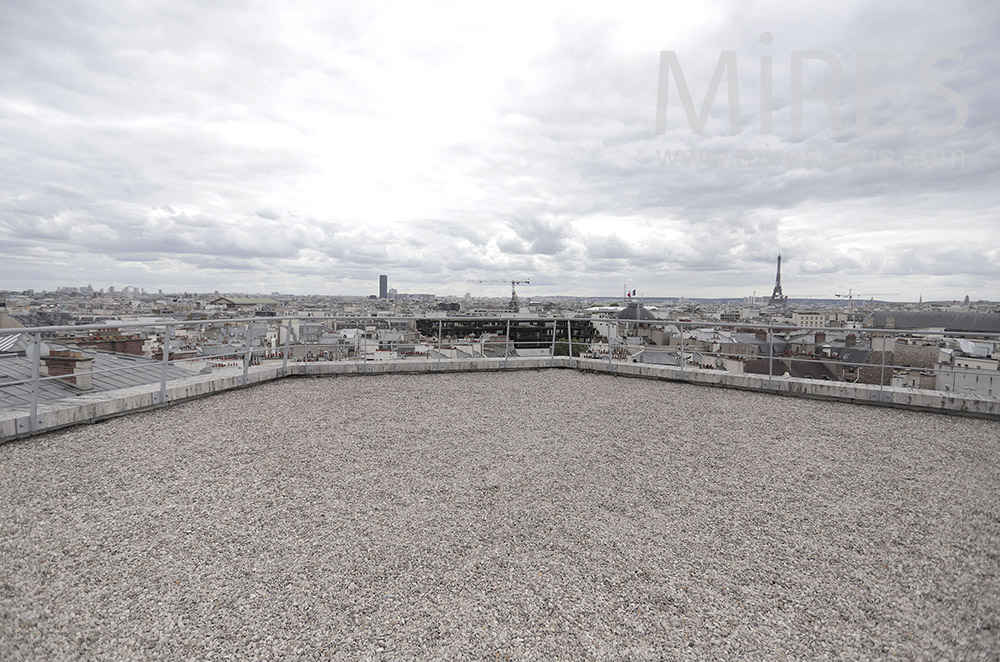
[1,371,997,658]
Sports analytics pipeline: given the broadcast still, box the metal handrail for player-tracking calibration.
[3,313,997,340]
[2,314,998,435]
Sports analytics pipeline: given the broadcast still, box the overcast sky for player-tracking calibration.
[1,0,997,300]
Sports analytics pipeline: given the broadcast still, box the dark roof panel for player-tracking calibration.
[873,312,1000,333]
[0,349,192,408]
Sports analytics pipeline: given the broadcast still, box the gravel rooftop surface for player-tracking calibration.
[1,370,998,660]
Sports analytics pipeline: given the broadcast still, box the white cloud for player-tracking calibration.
[0,0,997,300]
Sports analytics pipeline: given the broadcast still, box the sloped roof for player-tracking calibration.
[825,346,871,365]
[0,347,191,408]
[872,311,1000,333]
[514,348,552,358]
[785,358,840,381]
[211,297,280,306]
[618,302,656,320]
[0,333,25,353]
[742,357,839,380]
[198,344,242,358]
[731,333,790,353]
[635,350,681,366]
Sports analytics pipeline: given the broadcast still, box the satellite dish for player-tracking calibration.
[25,342,51,361]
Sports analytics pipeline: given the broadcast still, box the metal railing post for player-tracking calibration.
[438,320,443,361]
[767,328,773,384]
[506,319,511,363]
[567,319,573,359]
[879,335,887,397]
[608,324,613,368]
[243,323,253,385]
[625,322,639,362]
[281,319,292,375]
[29,332,41,433]
[679,323,686,377]
[159,325,172,404]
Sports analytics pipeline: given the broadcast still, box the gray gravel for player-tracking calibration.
[1,370,998,660]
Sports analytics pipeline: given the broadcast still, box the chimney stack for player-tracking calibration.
[41,350,94,390]
[845,333,856,347]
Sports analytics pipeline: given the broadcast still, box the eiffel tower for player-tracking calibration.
[768,254,786,307]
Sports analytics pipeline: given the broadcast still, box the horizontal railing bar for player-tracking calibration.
[1,313,997,418]
[665,349,997,378]
[3,315,998,340]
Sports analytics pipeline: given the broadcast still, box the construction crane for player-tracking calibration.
[835,289,899,310]
[472,279,531,311]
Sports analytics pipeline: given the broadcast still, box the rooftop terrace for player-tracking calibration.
[1,370,998,659]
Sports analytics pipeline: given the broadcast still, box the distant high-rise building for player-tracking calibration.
[379,275,388,299]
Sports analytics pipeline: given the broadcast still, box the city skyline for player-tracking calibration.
[3,256,989,304]
[2,1,998,300]
[7,279,990,305]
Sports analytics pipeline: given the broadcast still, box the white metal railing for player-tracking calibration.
[1,314,998,435]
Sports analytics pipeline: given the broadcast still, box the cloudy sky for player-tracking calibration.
[1,0,997,300]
